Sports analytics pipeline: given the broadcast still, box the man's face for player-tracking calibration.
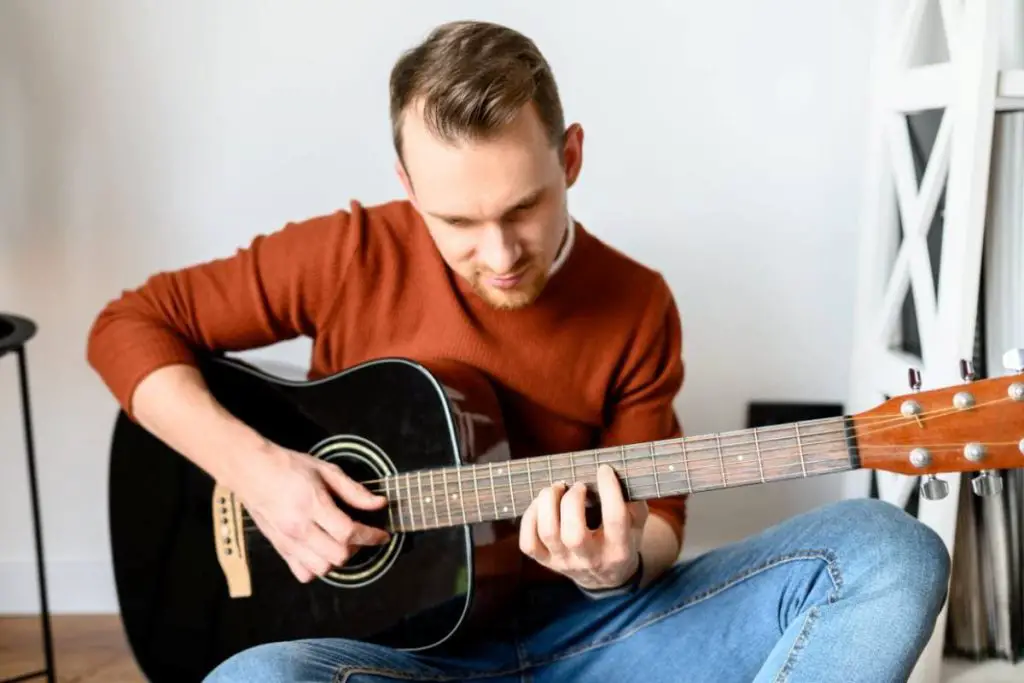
[397,101,583,310]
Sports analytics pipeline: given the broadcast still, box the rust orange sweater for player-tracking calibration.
[87,199,688,581]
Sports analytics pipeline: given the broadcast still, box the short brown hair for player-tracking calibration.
[389,21,566,163]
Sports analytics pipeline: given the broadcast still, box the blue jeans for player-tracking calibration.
[204,498,951,682]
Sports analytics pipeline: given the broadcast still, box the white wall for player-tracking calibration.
[0,0,882,613]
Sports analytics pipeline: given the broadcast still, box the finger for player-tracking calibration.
[536,483,567,556]
[596,464,630,545]
[518,497,546,561]
[560,482,592,553]
[302,521,353,568]
[284,554,314,583]
[287,536,334,578]
[258,519,322,582]
[318,461,388,510]
[314,493,390,547]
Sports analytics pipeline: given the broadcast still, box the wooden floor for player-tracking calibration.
[0,615,143,683]
[2,614,1022,682]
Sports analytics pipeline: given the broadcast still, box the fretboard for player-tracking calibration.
[382,416,857,533]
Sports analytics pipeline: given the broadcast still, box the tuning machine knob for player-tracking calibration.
[959,359,976,382]
[1004,348,1024,374]
[919,474,949,501]
[971,470,1003,497]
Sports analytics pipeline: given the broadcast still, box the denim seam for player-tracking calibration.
[771,605,820,683]
[526,549,842,668]
[333,665,522,682]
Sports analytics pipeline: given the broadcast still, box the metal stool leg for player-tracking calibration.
[1,346,55,683]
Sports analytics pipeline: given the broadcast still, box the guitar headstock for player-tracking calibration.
[851,349,1024,500]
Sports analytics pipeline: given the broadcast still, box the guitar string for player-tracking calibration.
[238,411,1019,533]
[351,394,1013,490]
[236,395,1019,533]
[238,428,1020,536]
[238,442,1018,535]
[350,395,1012,498]
[237,454,858,537]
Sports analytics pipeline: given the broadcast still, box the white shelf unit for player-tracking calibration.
[845,1,1024,681]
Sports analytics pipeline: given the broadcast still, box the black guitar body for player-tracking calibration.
[108,354,514,682]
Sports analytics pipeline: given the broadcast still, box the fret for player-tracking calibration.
[526,461,535,501]
[469,466,482,524]
[440,469,453,525]
[619,446,629,498]
[715,434,727,486]
[506,465,516,516]
[416,471,427,530]
[454,468,465,524]
[403,474,415,531]
[754,427,765,483]
[546,455,555,488]
[487,463,499,520]
[681,438,692,493]
[795,423,807,477]
[649,444,661,497]
[568,452,576,484]
[384,477,396,532]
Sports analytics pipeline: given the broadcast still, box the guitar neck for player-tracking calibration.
[383,415,859,533]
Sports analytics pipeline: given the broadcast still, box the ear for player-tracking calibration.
[562,123,584,188]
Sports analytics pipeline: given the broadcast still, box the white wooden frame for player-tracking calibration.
[846,1,1023,681]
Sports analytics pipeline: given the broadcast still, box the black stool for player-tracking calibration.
[1,313,55,683]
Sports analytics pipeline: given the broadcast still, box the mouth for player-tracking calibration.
[484,268,528,290]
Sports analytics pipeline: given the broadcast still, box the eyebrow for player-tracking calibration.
[428,187,545,224]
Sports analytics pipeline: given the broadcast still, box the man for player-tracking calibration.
[87,19,951,683]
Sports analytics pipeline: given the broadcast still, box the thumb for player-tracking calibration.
[318,461,388,510]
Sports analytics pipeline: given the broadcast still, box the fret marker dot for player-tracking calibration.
[502,506,509,513]
[425,497,432,503]
[451,493,458,500]
[737,455,744,462]
[668,465,675,472]
[496,469,503,475]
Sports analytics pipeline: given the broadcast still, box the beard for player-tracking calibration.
[470,259,549,310]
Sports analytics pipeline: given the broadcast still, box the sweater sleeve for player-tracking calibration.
[599,274,688,548]
[86,207,362,418]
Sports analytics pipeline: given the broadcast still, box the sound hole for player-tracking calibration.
[317,444,395,582]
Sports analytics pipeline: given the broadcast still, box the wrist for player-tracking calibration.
[577,552,644,599]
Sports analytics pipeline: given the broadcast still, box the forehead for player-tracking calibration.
[400,103,561,219]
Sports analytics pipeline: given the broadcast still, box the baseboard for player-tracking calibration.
[0,560,119,614]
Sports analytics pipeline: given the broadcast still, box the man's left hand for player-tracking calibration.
[519,464,648,591]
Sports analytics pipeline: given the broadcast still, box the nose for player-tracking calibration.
[478,224,521,274]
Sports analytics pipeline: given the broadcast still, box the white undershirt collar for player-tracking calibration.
[547,211,576,277]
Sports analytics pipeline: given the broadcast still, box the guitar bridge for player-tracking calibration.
[213,485,252,598]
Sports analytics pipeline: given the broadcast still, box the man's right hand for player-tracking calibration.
[127,364,392,583]
[232,443,392,583]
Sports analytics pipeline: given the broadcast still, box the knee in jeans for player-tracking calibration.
[834,498,951,606]
[203,641,309,683]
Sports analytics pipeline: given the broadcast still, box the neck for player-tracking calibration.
[382,415,858,533]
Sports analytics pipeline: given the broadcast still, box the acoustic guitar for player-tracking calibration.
[108,350,1024,681]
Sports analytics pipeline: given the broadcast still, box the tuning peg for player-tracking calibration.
[1003,348,1024,374]
[908,368,922,392]
[919,474,949,501]
[971,470,1003,497]
[959,359,976,382]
